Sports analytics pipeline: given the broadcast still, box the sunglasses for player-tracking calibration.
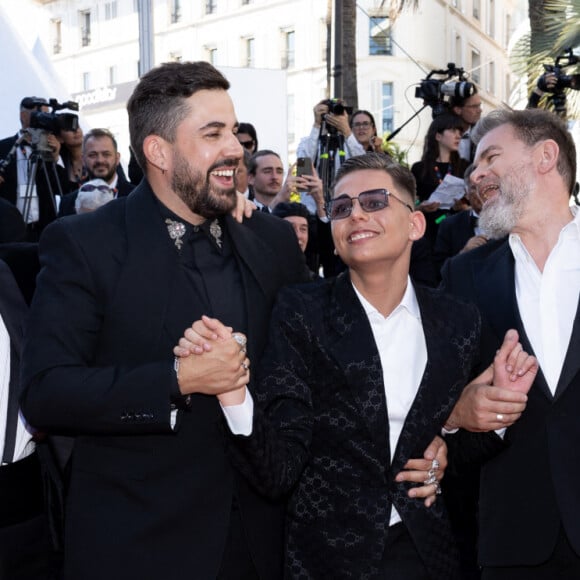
[352,121,372,129]
[326,188,413,221]
[239,139,255,150]
[80,184,113,194]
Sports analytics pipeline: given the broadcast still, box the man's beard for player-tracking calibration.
[171,150,237,219]
[479,164,534,239]
[89,164,116,183]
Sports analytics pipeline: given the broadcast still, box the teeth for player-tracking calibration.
[211,170,234,177]
[349,232,375,242]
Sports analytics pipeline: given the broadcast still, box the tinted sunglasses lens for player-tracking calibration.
[328,197,352,220]
[359,190,388,212]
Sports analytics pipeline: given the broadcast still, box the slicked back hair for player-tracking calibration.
[127,61,230,171]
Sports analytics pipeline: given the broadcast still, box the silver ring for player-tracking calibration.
[431,459,439,471]
[241,362,248,371]
[496,413,504,422]
[424,474,437,486]
[232,333,247,348]
[435,482,442,495]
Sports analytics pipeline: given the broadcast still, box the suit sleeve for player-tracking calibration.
[20,219,175,435]
[226,286,315,499]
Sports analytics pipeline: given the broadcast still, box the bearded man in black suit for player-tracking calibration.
[442,108,580,579]
[20,61,309,580]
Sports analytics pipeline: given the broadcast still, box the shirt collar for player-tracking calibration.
[352,276,420,321]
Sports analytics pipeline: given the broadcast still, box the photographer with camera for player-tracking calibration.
[0,97,71,240]
[296,99,365,179]
[527,50,580,113]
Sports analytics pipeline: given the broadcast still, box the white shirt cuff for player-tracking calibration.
[220,390,254,436]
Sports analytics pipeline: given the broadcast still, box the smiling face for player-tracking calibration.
[351,112,376,148]
[331,169,424,272]
[84,135,120,183]
[472,123,536,238]
[163,89,243,219]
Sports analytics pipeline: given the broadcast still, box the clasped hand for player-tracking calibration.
[174,315,250,404]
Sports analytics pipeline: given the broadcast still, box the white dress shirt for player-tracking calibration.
[0,314,35,464]
[510,206,580,394]
[353,279,427,526]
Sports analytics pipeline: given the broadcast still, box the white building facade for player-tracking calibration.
[32,0,525,165]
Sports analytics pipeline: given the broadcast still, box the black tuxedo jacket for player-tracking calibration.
[433,210,476,273]
[229,274,481,579]
[441,238,580,566]
[57,172,135,216]
[20,180,308,580]
[0,134,64,231]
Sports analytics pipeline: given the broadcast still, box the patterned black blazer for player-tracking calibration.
[229,273,481,579]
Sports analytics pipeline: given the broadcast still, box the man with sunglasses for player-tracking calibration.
[58,128,134,216]
[176,152,536,579]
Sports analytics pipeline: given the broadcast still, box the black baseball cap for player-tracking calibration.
[20,97,48,110]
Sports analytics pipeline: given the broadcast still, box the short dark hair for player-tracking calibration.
[248,149,281,175]
[127,61,230,171]
[238,122,258,150]
[20,96,47,110]
[271,202,310,221]
[334,152,417,205]
[83,128,118,152]
[472,108,577,193]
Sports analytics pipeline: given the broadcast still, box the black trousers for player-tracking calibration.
[0,453,56,579]
[380,522,430,580]
[482,527,580,580]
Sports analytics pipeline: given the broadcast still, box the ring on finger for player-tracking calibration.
[496,413,504,422]
[424,474,437,486]
[434,481,442,495]
[431,459,439,471]
[232,333,247,348]
[241,362,248,371]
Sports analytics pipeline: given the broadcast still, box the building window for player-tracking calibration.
[504,13,511,48]
[487,61,495,94]
[170,0,181,23]
[369,16,392,56]
[51,18,62,54]
[105,1,118,20]
[471,50,481,84]
[473,0,481,20]
[245,38,255,68]
[80,10,91,47]
[486,0,495,37]
[206,0,217,14]
[454,33,461,64]
[208,47,218,65]
[382,82,394,134]
[242,0,251,4]
[82,72,91,91]
[451,0,461,9]
[287,94,295,143]
[108,65,117,86]
[282,30,295,69]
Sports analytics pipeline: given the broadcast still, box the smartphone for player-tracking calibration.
[296,157,313,192]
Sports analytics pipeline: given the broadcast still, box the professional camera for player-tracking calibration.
[27,98,79,161]
[322,98,354,117]
[541,48,579,93]
[415,63,475,117]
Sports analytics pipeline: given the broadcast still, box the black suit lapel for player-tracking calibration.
[327,273,390,458]
[111,184,180,355]
[475,242,552,400]
[555,293,580,399]
[390,287,473,472]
